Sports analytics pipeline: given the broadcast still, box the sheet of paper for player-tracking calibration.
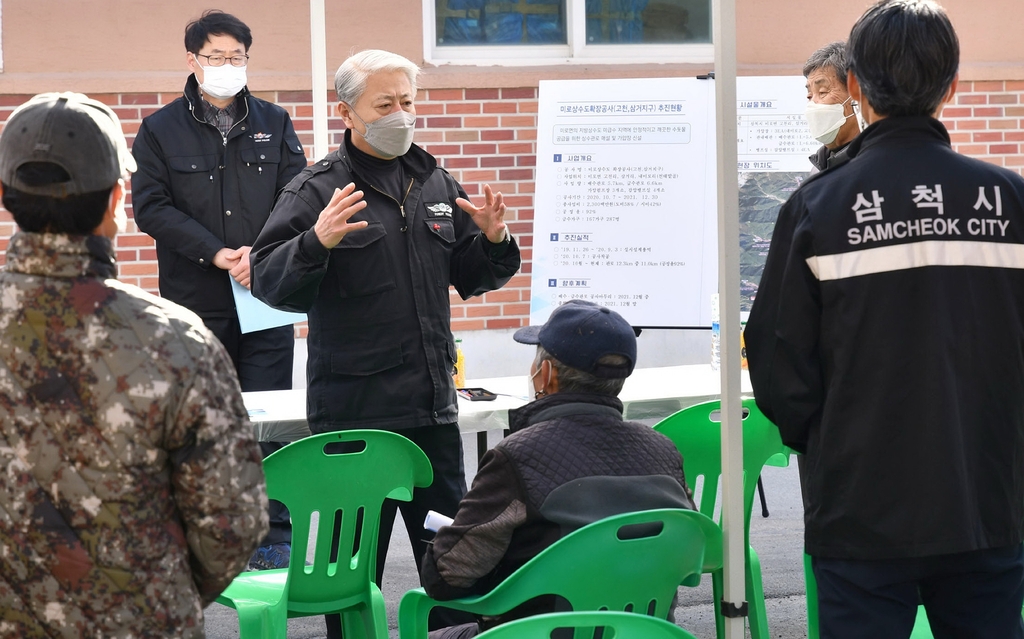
[230,277,305,334]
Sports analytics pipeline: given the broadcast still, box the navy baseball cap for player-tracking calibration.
[513,300,637,379]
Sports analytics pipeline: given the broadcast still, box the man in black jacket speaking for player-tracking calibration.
[745,1,1024,637]
[250,49,521,638]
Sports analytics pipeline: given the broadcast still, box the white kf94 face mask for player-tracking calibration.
[197,60,247,100]
[805,96,855,145]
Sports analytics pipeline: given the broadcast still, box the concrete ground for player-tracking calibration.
[204,431,809,639]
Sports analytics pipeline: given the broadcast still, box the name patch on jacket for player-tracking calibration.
[253,132,274,143]
[427,203,453,218]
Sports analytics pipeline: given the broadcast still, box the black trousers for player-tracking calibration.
[204,316,294,546]
[813,544,1024,639]
[326,423,470,638]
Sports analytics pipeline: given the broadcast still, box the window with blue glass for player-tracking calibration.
[434,0,710,47]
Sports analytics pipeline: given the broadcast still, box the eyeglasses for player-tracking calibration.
[195,53,249,68]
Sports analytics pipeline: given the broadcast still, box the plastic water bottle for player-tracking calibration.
[710,294,721,371]
[453,338,466,388]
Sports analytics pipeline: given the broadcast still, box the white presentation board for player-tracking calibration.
[529,76,818,327]
[530,77,718,328]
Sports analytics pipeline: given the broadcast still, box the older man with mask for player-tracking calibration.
[421,300,695,639]
[804,41,861,172]
[250,48,521,637]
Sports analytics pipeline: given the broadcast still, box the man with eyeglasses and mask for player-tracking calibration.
[131,9,307,572]
[250,49,521,638]
[804,41,862,173]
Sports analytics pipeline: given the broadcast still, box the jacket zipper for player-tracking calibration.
[186,93,251,178]
[368,178,415,232]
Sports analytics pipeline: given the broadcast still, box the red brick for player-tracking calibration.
[957,94,987,105]
[480,129,515,140]
[425,144,462,156]
[292,119,314,131]
[941,107,972,118]
[450,306,466,318]
[486,182,518,193]
[116,250,138,262]
[462,169,498,182]
[989,119,1020,129]
[483,102,518,114]
[465,89,500,100]
[467,305,501,318]
[517,155,537,166]
[1004,155,1024,166]
[117,234,155,247]
[119,263,158,276]
[464,143,497,155]
[518,181,535,194]
[445,130,479,142]
[447,102,481,114]
[974,107,1003,118]
[957,144,988,155]
[499,168,533,180]
[1005,107,1024,117]
[415,103,445,115]
[427,89,464,101]
[121,93,159,105]
[973,132,1003,142]
[1005,131,1024,142]
[415,131,445,143]
[957,119,987,130]
[499,143,535,154]
[452,319,486,331]
[990,94,1019,105]
[0,94,34,106]
[481,156,516,168]
[113,107,141,120]
[990,144,1019,154]
[518,101,539,113]
[441,157,479,169]
[516,128,538,141]
[1006,81,1024,91]
[515,208,535,221]
[503,195,534,208]
[92,94,120,106]
[501,115,537,128]
[278,91,313,103]
[487,318,525,329]
[484,288,521,303]
[427,117,464,128]
[294,105,314,117]
[501,88,537,100]
[973,81,1005,93]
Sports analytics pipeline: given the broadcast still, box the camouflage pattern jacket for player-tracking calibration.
[0,233,269,638]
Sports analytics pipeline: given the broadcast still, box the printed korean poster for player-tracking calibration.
[530,77,718,328]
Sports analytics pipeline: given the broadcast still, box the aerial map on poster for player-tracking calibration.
[530,76,818,327]
[736,76,819,313]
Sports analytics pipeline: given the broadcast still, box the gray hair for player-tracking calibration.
[533,346,628,397]
[334,49,420,104]
[803,41,849,89]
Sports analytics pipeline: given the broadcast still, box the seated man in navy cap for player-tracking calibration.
[420,299,695,639]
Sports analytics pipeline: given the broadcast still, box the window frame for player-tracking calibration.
[422,0,714,66]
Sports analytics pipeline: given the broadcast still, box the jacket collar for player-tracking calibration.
[507,392,625,433]
[846,116,951,161]
[332,129,438,184]
[5,233,117,280]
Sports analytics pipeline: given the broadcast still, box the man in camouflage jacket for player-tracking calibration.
[0,93,268,637]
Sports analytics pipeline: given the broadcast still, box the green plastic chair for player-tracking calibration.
[216,430,433,639]
[398,508,715,639]
[652,398,790,639]
[474,611,700,639]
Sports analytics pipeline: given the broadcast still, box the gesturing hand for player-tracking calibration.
[314,183,369,250]
[457,184,508,244]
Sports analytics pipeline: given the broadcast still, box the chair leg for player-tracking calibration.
[757,476,769,518]
[746,545,769,639]
[233,599,288,639]
[804,553,819,639]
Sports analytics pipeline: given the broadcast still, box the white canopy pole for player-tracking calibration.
[309,0,329,161]
[712,0,745,637]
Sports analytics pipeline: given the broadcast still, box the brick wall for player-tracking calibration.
[0,79,1021,334]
